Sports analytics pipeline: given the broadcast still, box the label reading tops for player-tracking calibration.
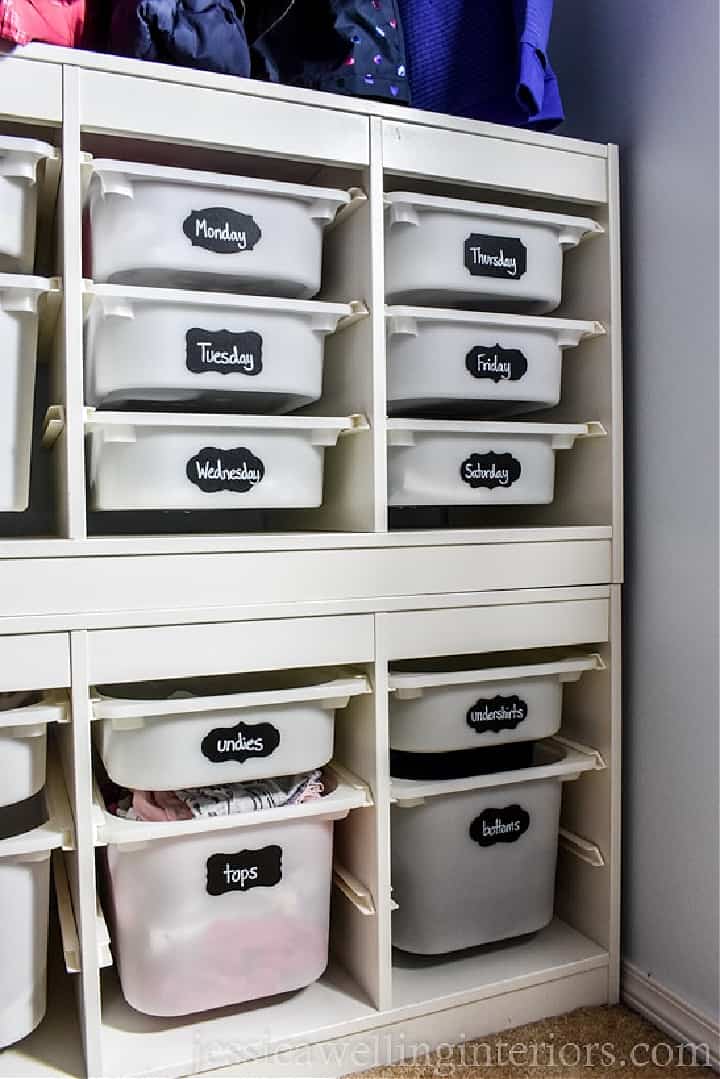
[466,344,528,383]
[206,845,282,896]
[460,451,522,490]
[186,446,265,493]
[183,208,262,254]
[467,694,529,734]
[464,234,527,279]
[186,329,263,376]
[201,720,280,764]
[469,805,530,847]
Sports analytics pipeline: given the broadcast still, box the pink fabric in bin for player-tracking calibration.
[0,0,84,46]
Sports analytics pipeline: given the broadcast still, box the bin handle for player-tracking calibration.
[385,201,421,229]
[333,862,376,915]
[94,171,135,200]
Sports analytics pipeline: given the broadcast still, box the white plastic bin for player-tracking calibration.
[387,419,600,507]
[98,766,371,1016]
[384,193,602,312]
[391,741,600,954]
[389,655,603,753]
[386,308,604,417]
[85,410,365,511]
[0,276,53,511]
[0,138,56,274]
[0,691,67,813]
[84,284,353,412]
[92,672,370,790]
[87,160,350,297]
[0,765,72,1048]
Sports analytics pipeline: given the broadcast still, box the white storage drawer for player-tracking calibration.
[389,655,602,753]
[384,193,602,312]
[87,159,349,297]
[386,308,603,417]
[84,285,353,412]
[0,692,67,816]
[0,276,53,512]
[99,768,371,1016]
[387,419,600,507]
[85,410,364,511]
[92,672,370,790]
[0,847,50,1047]
[391,742,598,954]
[0,138,56,274]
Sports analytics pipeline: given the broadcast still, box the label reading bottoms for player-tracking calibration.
[464,234,527,280]
[466,344,528,383]
[467,694,529,733]
[460,452,522,489]
[469,806,530,847]
[186,329,263,376]
[183,208,262,254]
[206,845,282,896]
[186,446,265,493]
[201,720,281,764]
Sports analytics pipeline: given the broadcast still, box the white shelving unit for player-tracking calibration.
[0,44,622,1079]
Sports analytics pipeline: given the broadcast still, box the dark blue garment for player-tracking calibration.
[110,0,251,76]
[249,0,410,105]
[397,0,563,129]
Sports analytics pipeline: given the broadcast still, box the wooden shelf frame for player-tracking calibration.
[0,46,622,1079]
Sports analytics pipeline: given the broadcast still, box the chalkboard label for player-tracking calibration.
[201,720,280,764]
[464,234,527,279]
[466,694,529,733]
[206,845,282,896]
[460,452,522,489]
[469,805,530,847]
[186,329,263,376]
[186,446,265,493]
[466,344,528,383]
[183,208,262,254]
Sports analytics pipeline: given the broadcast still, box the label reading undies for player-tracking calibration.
[201,720,281,763]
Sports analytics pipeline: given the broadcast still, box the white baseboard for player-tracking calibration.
[622,961,720,1072]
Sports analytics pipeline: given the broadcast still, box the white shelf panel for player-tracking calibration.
[382,120,608,204]
[0,55,62,125]
[0,541,611,631]
[0,632,70,689]
[392,918,607,1013]
[0,526,611,559]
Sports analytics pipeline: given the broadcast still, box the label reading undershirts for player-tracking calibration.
[206,845,283,896]
[469,806,530,847]
[466,694,529,734]
[186,329,263,376]
[463,234,527,279]
[186,446,265,493]
[200,720,281,764]
[182,208,262,254]
[460,452,522,489]
[465,344,528,383]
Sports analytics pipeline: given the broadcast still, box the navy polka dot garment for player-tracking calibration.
[248,0,410,106]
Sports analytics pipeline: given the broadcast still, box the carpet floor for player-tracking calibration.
[356,1005,714,1077]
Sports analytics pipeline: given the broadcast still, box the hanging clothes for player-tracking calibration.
[246,0,410,105]
[0,0,85,47]
[397,0,563,129]
[109,0,252,77]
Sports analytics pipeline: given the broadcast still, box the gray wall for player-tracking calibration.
[550,0,719,1021]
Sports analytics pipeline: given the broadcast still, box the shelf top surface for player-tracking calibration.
[4,43,611,160]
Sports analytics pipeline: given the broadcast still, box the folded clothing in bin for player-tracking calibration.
[106,769,324,821]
